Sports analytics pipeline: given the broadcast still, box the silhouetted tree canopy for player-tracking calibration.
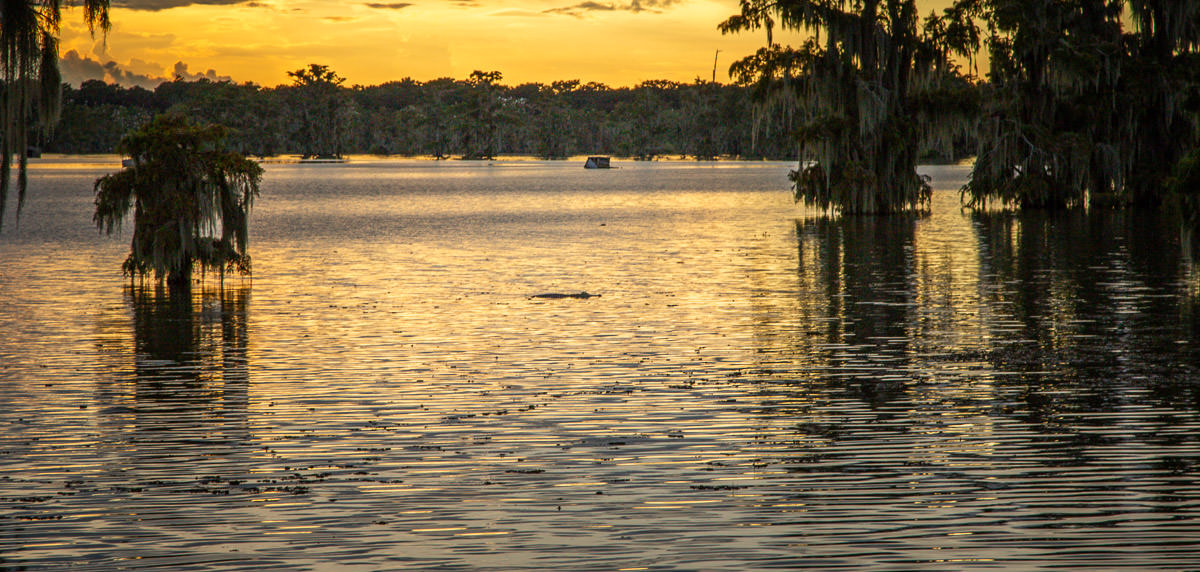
[721,0,979,213]
[94,114,263,290]
[286,63,350,159]
[959,0,1200,210]
[39,74,813,162]
[0,0,110,230]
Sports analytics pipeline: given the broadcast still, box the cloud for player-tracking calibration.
[59,49,231,88]
[111,0,256,10]
[491,9,546,17]
[102,60,165,88]
[544,0,681,17]
[544,1,613,15]
[364,2,413,8]
[60,50,108,86]
[61,49,163,88]
[171,61,234,83]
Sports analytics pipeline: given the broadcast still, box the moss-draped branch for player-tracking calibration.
[962,0,1200,210]
[1,0,109,230]
[94,114,263,288]
[723,0,978,214]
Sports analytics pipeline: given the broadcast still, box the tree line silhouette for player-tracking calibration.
[41,71,823,162]
[18,0,1198,224]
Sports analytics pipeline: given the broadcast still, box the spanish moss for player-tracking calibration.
[93,114,263,290]
[722,0,978,214]
[961,0,1200,210]
[0,0,109,230]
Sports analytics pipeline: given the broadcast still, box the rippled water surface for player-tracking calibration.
[2,157,1200,570]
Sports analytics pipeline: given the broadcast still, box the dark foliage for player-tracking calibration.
[42,73,812,161]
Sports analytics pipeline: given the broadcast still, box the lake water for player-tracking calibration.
[2,157,1199,570]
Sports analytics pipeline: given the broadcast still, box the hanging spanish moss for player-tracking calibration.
[722,0,979,214]
[1,0,109,230]
[1167,147,1200,224]
[961,0,1200,210]
[94,115,263,291]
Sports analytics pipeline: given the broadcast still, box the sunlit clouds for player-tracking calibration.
[56,0,774,88]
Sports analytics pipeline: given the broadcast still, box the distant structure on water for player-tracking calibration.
[299,155,348,164]
[584,156,611,169]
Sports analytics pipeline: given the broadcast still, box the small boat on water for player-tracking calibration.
[299,156,348,164]
[584,156,611,169]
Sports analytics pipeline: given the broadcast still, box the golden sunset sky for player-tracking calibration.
[57,0,952,88]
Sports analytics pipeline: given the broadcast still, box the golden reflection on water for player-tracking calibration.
[3,160,1200,569]
[92,284,251,433]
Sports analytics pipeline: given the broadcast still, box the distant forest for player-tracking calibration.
[41,72,969,162]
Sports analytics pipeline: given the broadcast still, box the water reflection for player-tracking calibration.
[731,207,1200,566]
[6,161,1200,569]
[94,284,251,441]
[130,284,249,389]
[779,207,1200,413]
[791,215,923,407]
[88,286,264,569]
[973,208,1200,413]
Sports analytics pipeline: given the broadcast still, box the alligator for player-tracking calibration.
[529,292,600,299]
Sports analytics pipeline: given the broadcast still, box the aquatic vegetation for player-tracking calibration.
[93,114,263,289]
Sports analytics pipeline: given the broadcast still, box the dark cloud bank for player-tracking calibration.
[111,0,250,10]
[113,0,413,10]
[60,50,230,88]
[545,0,681,17]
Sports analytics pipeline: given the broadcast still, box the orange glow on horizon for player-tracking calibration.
[57,1,772,88]
[56,1,956,88]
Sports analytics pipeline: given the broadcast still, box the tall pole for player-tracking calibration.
[712,50,721,83]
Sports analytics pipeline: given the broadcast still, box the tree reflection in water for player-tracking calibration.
[130,284,250,405]
[779,208,1200,410]
[771,207,1200,469]
[972,208,1200,419]
[791,214,924,408]
[94,284,252,449]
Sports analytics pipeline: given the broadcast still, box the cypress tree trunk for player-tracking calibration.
[168,255,193,292]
